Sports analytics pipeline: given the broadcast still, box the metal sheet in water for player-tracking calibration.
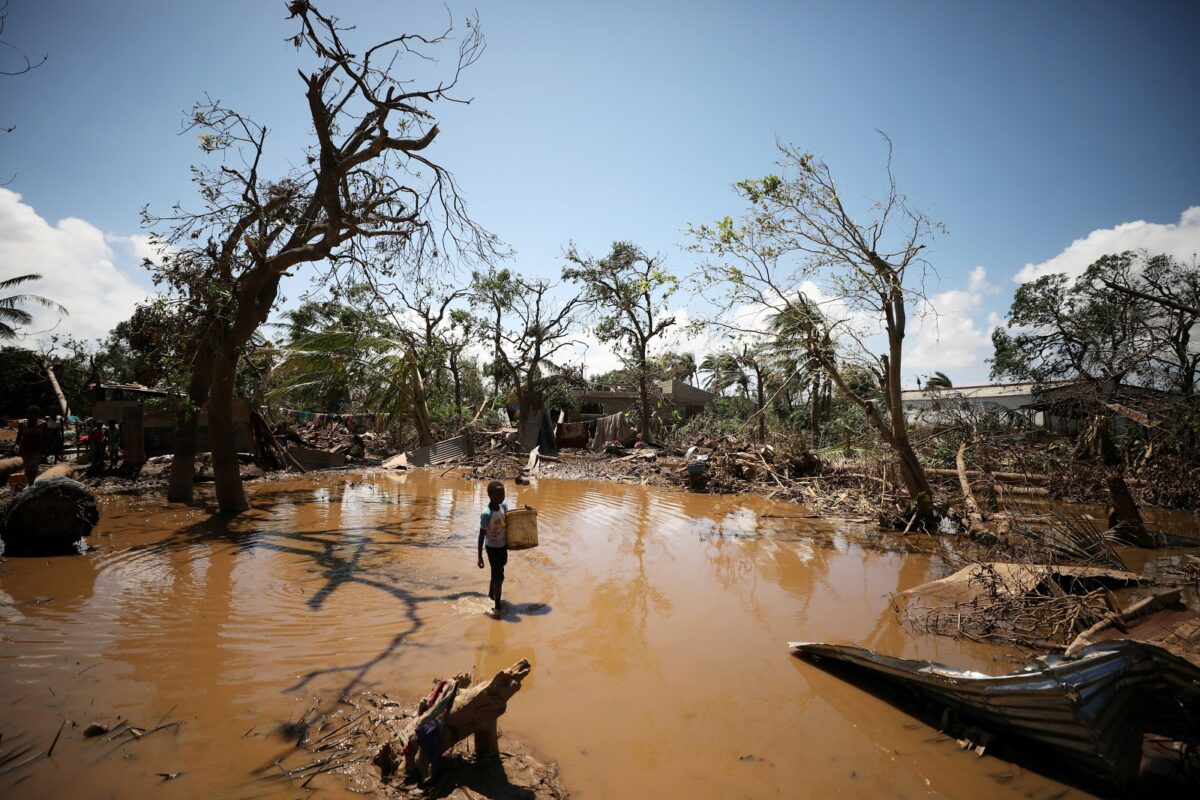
[407,434,468,466]
[791,639,1200,791]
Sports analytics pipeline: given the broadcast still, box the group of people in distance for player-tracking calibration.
[11,405,122,485]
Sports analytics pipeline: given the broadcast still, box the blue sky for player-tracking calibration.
[3,0,1198,384]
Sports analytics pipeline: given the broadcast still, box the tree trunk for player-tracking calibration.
[0,456,27,479]
[955,442,989,534]
[167,411,201,502]
[638,347,652,442]
[755,368,767,442]
[389,659,532,782]
[168,326,219,504]
[892,432,933,507]
[408,354,435,446]
[881,297,934,510]
[449,351,463,413]
[1106,472,1156,547]
[208,349,249,513]
[809,373,821,441]
[42,358,70,417]
[821,349,934,511]
[202,270,283,511]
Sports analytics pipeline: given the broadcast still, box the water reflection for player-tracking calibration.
[0,471,1086,799]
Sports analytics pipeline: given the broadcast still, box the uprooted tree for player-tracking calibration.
[144,1,496,511]
[690,136,939,520]
[564,241,678,442]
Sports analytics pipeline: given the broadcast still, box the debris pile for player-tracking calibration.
[288,660,565,799]
[895,562,1148,649]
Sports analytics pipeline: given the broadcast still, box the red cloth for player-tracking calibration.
[17,421,46,457]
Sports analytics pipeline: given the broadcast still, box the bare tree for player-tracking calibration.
[145,1,497,511]
[690,136,940,517]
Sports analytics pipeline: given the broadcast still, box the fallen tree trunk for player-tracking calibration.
[925,467,1048,485]
[1065,589,1183,658]
[955,442,989,535]
[1106,473,1158,547]
[995,484,1050,496]
[469,395,494,426]
[0,456,24,481]
[441,658,531,756]
[42,358,71,418]
[34,462,79,483]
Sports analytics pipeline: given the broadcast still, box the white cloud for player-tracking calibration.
[562,326,625,377]
[106,233,171,268]
[967,265,994,294]
[906,273,994,384]
[1015,206,1200,283]
[0,189,152,346]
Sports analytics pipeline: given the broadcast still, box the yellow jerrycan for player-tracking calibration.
[505,507,538,550]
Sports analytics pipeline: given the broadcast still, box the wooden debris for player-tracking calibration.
[0,456,25,481]
[1065,589,1185,658]
[381,452,409,470]
[955,442,989,536]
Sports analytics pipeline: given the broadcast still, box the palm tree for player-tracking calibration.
[701,346,774,440]
[700,351,749,396]
[269,326,437,443]
[768,304,835,439]
[0,273,66,339]
[925,371,953,389]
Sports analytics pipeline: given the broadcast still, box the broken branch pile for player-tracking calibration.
[895,562,1148,650]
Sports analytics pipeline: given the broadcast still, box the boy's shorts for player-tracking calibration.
[485,545,508,582]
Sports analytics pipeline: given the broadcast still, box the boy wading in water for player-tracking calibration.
[477,480,508,614]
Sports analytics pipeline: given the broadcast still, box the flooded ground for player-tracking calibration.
[0,472,1113,798]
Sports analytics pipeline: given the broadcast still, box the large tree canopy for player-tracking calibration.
[144,1,498,510]
[991,251,1200,396]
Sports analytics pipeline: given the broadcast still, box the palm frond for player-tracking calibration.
[0,273,44,291]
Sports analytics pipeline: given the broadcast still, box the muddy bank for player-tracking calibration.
[0,469,1111,798]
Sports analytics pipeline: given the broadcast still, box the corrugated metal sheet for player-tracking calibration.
[286,444,347,471]
[789,639,1200,790]
[406,435,468,468]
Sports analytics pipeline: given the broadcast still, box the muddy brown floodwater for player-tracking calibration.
[0,472,1091,799]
